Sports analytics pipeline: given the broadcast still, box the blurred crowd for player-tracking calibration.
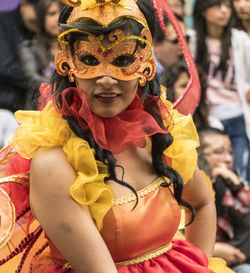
[0,0,249,272]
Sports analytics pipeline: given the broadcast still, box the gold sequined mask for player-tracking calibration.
[55,0,156,85]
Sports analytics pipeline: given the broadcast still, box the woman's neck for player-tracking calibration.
[206,24,224,40]
[242,19,250,35]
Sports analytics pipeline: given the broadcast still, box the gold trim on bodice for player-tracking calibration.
[115,242,172,266]
[63,242,172,269]
[113,177,170,205]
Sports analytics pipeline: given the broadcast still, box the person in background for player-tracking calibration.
[230,0,250,181]
[232,0,250,35]
[153,14,189,79]
[193,0,250,181]
[18,0,64,109]
[198,127,250,273]
[0,0,38,112]
[166,0,185,19]
[161,60,209,130]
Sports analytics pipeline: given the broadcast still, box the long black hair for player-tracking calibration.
[51,0,194,222]
[193,0,233,79]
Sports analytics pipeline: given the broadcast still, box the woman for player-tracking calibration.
[198,127,250,273]
[194,0,250,182]
[0,0,232,272]
[161,60,209,130]
[232,0,250,34]
[18,0,64,109]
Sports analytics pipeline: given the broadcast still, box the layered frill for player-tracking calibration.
[0,97,200,272]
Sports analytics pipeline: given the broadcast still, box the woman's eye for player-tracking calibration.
[79,54,99,66]
[112,55,135,67]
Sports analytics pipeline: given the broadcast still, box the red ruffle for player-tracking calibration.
[59,87,172,154]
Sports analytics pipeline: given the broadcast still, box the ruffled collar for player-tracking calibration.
[10,91,199,230]
[59,87,173,154]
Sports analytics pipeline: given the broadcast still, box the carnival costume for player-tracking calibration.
[0,0,233,272]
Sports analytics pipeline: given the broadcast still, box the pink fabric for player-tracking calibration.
[206,38,240,106]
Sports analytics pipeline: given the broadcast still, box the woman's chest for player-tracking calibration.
[100,181,181,262]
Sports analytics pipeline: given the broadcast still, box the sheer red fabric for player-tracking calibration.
[59,87,173,154]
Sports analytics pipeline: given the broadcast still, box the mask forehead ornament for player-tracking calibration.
[55,0,156,85]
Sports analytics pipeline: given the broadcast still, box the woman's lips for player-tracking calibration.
[94,92,120,104]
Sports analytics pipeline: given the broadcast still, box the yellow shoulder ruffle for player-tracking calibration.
[162,100,199,184]
[11,97,199,229]
[12,102,113,230]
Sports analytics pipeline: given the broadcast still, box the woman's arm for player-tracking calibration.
[182,167,216,258]
[30,147,118,273]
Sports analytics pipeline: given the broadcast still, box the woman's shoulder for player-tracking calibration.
[31,146,76,190]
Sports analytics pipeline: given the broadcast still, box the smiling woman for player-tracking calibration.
[0,0,234,272]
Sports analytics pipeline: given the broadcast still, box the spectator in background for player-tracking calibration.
[193,0,250,181]
[230,0,250,181]
[18,0,64,109]
[232,0,250,35]
[153,14,189,79]
[0,0,38,112]
[198,127,250,273]
[166,0,185,19]
[161,60,209,130]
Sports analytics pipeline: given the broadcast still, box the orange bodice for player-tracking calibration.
[100,178,181,263]
[48,177,181,267]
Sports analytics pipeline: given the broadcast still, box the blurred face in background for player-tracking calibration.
[44,1,61,37]
[233,0,250,21]
[154,21,186,69]
[202,134,234,171]
[20,0,38,33]
[167,0,185,18]
[174,71,189,99]
[202,0,232,28]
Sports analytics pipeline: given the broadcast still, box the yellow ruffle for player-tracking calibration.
[163,100,199,184]
[12,102,113,230]
[13,103,71,159]
[10,98,199,229]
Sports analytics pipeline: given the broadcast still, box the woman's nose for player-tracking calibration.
[96,76,118,88]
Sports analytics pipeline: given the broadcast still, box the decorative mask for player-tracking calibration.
[55,0,156,86]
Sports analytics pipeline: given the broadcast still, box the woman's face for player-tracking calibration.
[174,71,189,99]
[44,2,61,37]
[75,76,139,118]
[233,0,250,21]
[202,1,232,28]
[167,0,185,18]
[202,134,233,171]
